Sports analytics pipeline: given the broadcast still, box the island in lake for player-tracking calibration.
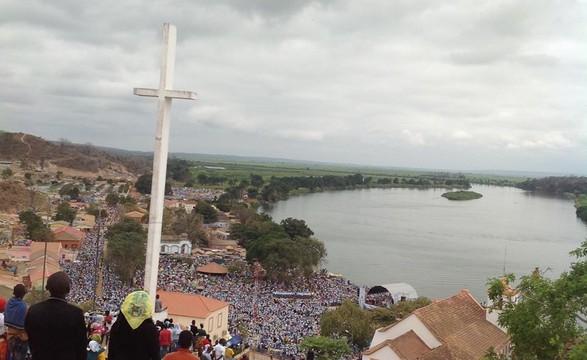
[441,190,483,200]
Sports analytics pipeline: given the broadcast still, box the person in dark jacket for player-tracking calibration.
[25,271,87,360]
[108,291,159,360]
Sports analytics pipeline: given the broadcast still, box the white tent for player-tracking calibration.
[367,282,418,304]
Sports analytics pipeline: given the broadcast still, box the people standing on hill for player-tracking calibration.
[200,345,213,360]
[159,323,172,358]
[202,335,211,351]
[102,310,113,345]
[86,340,105,360]
[196,323,206,351]
[4,284,28,360]
[224,345,234,360]
[213,339,226,360]
[108,291,159,360]
[190,320,198,352]
[155,294,167,313]
[25,271,87,360]
[163,330,199,360]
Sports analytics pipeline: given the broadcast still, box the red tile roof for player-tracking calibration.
[157,291,228,319]
[391,331,430,359]
[413,290,509,359]
[414,289,486,340]
[125,211,144,218]
[197,262,228,275]
[52,226,84,241]
[30,242,62,260]
[366,290,509,360]
[364,330,432,359]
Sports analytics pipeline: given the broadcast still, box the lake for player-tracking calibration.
[264,185,587,301]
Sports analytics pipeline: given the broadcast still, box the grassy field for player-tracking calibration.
[173,153,527,189]
[189,160,450,183]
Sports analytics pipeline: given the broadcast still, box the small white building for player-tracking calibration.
[160,234,191,255]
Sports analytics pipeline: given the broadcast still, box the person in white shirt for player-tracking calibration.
[213,338,226,360]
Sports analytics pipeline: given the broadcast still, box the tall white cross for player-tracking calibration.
[133,23,197,301]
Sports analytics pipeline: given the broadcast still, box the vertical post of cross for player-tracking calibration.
[133,23,197,302]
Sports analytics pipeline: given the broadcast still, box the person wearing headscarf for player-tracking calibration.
[86,340,105,360]
[108,291,159,360]
[25,271,87,360]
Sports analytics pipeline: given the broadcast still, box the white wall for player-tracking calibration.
[370,314,442,349]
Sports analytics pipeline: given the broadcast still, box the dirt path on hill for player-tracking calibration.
[20,134,32,156]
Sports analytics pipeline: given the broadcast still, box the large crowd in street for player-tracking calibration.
[60,208,360,358]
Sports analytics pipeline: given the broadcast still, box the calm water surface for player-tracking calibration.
[264,185,587,301]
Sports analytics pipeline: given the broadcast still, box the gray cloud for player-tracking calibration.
[1,0,586,174]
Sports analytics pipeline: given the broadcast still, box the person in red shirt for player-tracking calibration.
[159,324,173,358]
[103,310,113,345]
[164,330,199,360]
[201,334,211,350]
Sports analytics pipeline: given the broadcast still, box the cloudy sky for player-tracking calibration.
[1,0,586,174]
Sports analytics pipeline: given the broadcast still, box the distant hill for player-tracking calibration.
[0,131,150,178]
[1,131,577,180]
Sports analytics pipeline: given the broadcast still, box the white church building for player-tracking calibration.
[160,234,192,255]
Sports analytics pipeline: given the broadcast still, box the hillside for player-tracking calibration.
[0,182,49,213]
[0,131,150,179]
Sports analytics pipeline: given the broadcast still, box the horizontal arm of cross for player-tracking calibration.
[134,87,197,100]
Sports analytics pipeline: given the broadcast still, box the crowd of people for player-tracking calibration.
[57,206,360,358]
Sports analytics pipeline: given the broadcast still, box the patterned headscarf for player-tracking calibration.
[120,291,153,330]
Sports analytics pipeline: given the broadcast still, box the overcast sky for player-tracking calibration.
[1,0,586,174]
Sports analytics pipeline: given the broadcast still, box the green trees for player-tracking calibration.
[170,209,208,246]
[167,158,193,182]
[106,218,147,285]
[230,213,286,249]
[299,336,351,360]
[59,184,80,199]
[105,192,120,206]
[194,201,218,224]
[54,202,76,224]
[19,210,53,241]
[487,241,587,359]
[576,206,587,222]
[280,217,314,239]
[246,236,326,280]
[319,300,373,348]
[369,297,431,329]
[85,203,108,219]
[229,214,326,281]
[250,174,264,188]
[135,174,151,194]
[135,174,172,195]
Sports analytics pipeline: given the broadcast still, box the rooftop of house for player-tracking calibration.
[157,291,229,319]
